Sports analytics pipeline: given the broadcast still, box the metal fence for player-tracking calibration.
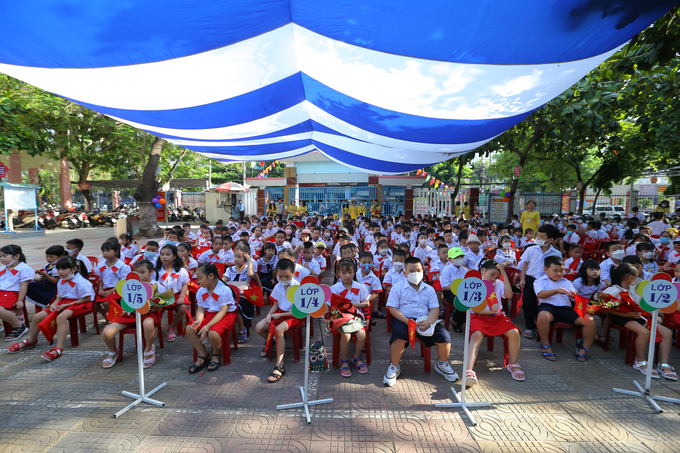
[381,186,405,217]
[290,186,377,216]
[516,192,564,216]
[265,187,284,204]
[413,188,453,217]
[180,192,205,209]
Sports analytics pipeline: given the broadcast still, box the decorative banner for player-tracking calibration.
[636,273,679,312]
[287,276,330,318]
[513,165,522,179]
[116,272,153,313]
[78,182,91,191]
[0,162,7,178]
[416,169,422,175]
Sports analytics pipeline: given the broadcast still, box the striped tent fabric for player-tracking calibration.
[0,1,674,173]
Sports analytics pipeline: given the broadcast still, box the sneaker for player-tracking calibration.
[435,361,459,382]
[5,324,28,342]
[523,329,535,339]
[383,363,401,387]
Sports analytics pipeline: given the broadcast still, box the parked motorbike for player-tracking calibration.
[87,211,114,227]
[54,210,80,229]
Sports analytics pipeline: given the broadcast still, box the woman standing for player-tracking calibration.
[520,200,540,233]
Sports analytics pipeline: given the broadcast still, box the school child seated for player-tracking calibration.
[257,243,278,300]
[373,240,393,278]
[198,237,223,264]
[428,244,450,317]
[159,229,181,250]
[9,256,92,361]
[177,243,198,278]
[585,221,600,240]
[383,257,458,386]
[572,260,606,300]
[535,256,596,362]
[520,229,535,248]
[197,227,213,247]
[331,258,370,377]
[464,234,485,270]
[356,252,382,320]
[224,248,260,343]
[636,242,659,275]
[0,245,35,341]
[564,244,583,274]
[466,260,524,385]
[312,241,327,278]
[26,245,66,312]
[182,223,197,244]
[383,249,408,297]
[602,263,676,379]
[118,233,137,265]
[564,224,581,245]
[156,244,190,342]
[458,231,469,252]
[493,235,516,267]
[66,238,93,273]
[298,242,321,279]
[412,233,433,264]
[661,240,680,271]
[94,241,131,322]
[101,260,163,368]
[130,241,160,267]
[255,259,302,382]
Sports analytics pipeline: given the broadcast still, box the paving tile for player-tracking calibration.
[3,429,66,453]
[0,428,29,452]
[394,441,482,453]
[643,441,680,453]
[46,432,146,453]
[77,407,168,435]
[311,413,392,442]
[222,439,309,452]
[566,442,653,453]
[469,412,556,442]
[477,441,566,452]
[309,440,395,453]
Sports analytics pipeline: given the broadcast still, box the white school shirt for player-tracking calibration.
[219,249,235,264]
[564,257,582,274]
[185,256,198,274]
[120,244,138,261]
[374,254,392,273]
[413,245,433,263]
[94,259,131,289]
[597,229,609,240]
[521,245,562,279]
[572,277,606,299]
[257,256,278,274]
[323,237,334,249]
[249,236,264,255]
[656,243,674,262]
[666,250,680,265]
[586,229,599,239]
[225,265,251,284]
[185,231,197,242]
[356,271,383,294]
[197,237,211,247]
[386,279,439,319]
[533,275,575,308]
[564,232,580,244]
[269,279,300,311]
[439,263,468,289]
[76,253,93,273]
[428,257,446,281]
[494,249,516,266]
[198,250,222,264]
[158,267,190,293]
[275,242,293,253]
[196,281,237,313]
[298,258,321,276]
[331,280,371,306]
[599,257,617,283]
[131,253,158,267]
[293,263,310,280]
[464,248,485,271]
[0,262,35,291]
[383,267,407,287]
[57,273,94,300]
[312,254,327,270]
[520,237,535,248]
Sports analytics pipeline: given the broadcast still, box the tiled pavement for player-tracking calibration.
[1,228,680,452]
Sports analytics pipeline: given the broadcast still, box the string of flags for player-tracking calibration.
[256,160,280,178]
[416,169,454,191]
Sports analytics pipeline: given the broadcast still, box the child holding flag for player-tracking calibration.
[383,257,457,387]
[9,256,93,362]
[564,245,583,274]
[101,260,164,368]
[0,245,35,341]
[94,241,131,324]
[465,260,523,386]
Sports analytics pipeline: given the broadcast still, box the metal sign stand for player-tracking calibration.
[612,311,680,412]
[115,311,167,417]
[276,315,333,424]
[434,310,490,425]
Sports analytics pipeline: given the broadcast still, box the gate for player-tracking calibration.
[292,186,377,216]
[265,187,284,204]
[413,188,452,217]
[381,186,405,217]
[181,192,205,209]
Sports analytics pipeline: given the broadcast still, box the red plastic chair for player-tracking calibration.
[117,315,165,363]
[536,322,582,345]
[48,275,101,348]
[267,319,304,363]
[482,335,510,367]
[191,284,240,365]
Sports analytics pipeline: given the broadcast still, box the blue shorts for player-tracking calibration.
[390,318,451,348]
[538,304,580,326]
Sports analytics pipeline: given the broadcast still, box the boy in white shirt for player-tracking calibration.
[464,234,485,271]
[535,256,596,362]
[413,233,433,264]
[440,247,469,332]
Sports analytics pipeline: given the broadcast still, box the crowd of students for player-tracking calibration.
[0,205,678,387]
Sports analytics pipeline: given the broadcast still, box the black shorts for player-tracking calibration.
[538,304,580,326]
[609,313,646,328]
[389,318,451,348]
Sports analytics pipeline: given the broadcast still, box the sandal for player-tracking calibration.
[8,338,37,354]
[575,339,589,363]
[103,351,118,368]
[352,357,368,374]
[633,360,660,379]
[541,344,556,361]
[506,363,526,381]
[340,360,352,377]
[237,329,248,344]
[143,345,155,369]
[371,311,386,319]
[523,329,536,339]
[5,324,28,342]
[208,354,220,372]
[656,363,678,381]
[41,347,62,362]
[188,355,209,374]
[466,370,478,388]
[438,308,446,320]
[166,328,177,342]
[268,365,285,383]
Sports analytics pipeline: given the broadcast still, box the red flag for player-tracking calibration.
[569,258,580,272]
[38,310,59,342]
[646,316,663,343]
[574,294,590,319]
[185,308,194,325]
[265,322,276,352]
[107,300,125,322]
[243,285,265,307]
[408,319,417,350]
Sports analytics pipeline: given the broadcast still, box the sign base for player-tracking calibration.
[275,315,333,424]
[613,380,680,414]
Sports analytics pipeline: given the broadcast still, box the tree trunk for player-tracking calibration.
[134,136,166,238]
[451,156,466,204]
[505,177,521,224]
[82,189,95,210]
[591,188,602,216]
[578,189,586,216]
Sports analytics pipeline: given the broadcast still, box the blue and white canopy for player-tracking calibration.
[0,1,674,173]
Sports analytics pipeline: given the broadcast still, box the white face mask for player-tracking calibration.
[632,229,639,234]
[66,248,77,256]
[611,250,626,260]
[407,271,423,285]
[451,258,465,266]
[642,251,655,259]
[502,242,512,250]
[379,249,389,256]
[535,239,547,247]
[62,271,75,281]
[4,259,16,268]
[279,279,292,286]
[393,261,404,271]
[577,220,583,224]
[419,239,428,246]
